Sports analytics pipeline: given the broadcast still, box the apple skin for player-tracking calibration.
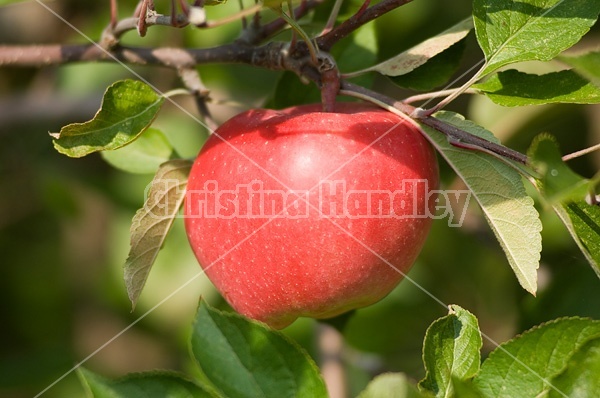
[184,102,438,329]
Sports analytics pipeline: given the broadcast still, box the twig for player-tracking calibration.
[339,81,529,164]
[110,0,118,29]
[177,67,218,132]
[563,142,600,162]
[317,0,414,51]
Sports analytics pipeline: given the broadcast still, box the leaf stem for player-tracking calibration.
[420,65,485,117]
[321,0,347,35]
[403,88,478,105]
[277,6,319,64]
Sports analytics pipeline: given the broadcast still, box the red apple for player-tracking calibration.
[184,102,438,329]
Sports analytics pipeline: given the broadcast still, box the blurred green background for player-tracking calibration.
[1,0,599,397]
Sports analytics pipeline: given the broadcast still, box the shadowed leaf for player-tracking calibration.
[473,70,600,106]
[124,159,192,309]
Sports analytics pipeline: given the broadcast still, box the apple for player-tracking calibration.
[184,102,438,329]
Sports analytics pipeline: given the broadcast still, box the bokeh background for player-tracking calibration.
[1,0,599,397]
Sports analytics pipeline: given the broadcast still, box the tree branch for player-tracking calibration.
[0,41,293,70]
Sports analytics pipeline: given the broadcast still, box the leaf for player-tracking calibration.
[78,368,216,397]
[473,317,600,398]
[473,0,600,76]
[190,300,328,398]
[338,23,378,89]
[558,50,600,86]
[473,69,600,106]
[101,128,174,174]
[269,71,322,109]
[548,337,600,398]
[527,135,600,277]
[358,373,426,398]
[556,202,600,278]
[450,377,485,398]
[124,159,192,309]
[420,112,542,294]
[527,134,591,203]
[51,80,164,158]
[419,305,482,397]
[348,18,472,77]
[389,39,467,92]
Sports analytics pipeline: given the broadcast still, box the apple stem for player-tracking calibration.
[319,54,341,112]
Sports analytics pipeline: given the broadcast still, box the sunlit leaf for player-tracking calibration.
[474,317,600,397]
[419,305,482,397]
[473,69,600,106]
[51,80,164,158]
[420,112,542,294]
[348,18,472,77]
[101,128,174,174]
[473,0,600,76]
[124,159,192,309]
[191,300,328,398]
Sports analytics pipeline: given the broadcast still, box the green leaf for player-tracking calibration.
[270,71,321,109]
[338,23,378,89]
[358,373,427,398]
[51,80,164,158]
[420,112,542,294]
[419,305,482,398]
[389,38,466,92]
[527,135,600,277]
[473,0,600,76]
[548,337,600,398]
[558,50,600,86]
[191,300,328,398]
[556,202,600,278]
[527,134,591,203]
[450,377,485,398]
[473,317,600,398]
[78,368,215,397]
[348,18,472,77]
[124,159,192,309]
[473,69,600,106]
[101,128,174,174]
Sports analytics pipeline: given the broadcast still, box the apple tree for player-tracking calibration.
[1,0,600,397]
